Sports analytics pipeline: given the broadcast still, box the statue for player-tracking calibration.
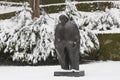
[54,15,85,77]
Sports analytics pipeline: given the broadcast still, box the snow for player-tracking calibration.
[92,28,120,34]
[0,61,120,80]
[0,2,120,80]
[0,2,29,14]
[0,1,23,5]
[0,6,23,14]
[40,0,120,7]
[0,2,119,80]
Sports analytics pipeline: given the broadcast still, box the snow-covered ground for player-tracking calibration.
[0,61,120,80]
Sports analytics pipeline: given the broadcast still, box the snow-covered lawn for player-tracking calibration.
[0,6,23,14]
[0,61,120,80]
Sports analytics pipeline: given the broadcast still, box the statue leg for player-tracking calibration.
[55,42,69,70]
[67,43,80,70]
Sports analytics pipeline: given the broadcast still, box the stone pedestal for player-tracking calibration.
[54,70,85,77]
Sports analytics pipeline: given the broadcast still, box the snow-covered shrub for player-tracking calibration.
[0,6,56,64]
[6,0,120,63]
[78,7,120,31]
[11,10,55,64]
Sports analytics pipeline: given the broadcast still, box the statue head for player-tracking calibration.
[59,15,69,25]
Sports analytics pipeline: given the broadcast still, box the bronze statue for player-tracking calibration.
[54,15,80,70]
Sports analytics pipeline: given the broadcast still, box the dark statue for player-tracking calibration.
[54,15,80,70]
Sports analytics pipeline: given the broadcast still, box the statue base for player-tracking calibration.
[54,70,85,77]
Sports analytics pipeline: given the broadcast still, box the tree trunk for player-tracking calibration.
[34,0,40,18]
[29,0,40,19]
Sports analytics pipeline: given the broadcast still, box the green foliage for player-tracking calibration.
[98,34,120,61]
[43,0,95,4]
[76,2,113,12]
[43,2,113,13]
[0,12,16,19]
[44,5,65,13]
[4,0,28,2]
[43,0,64,4]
